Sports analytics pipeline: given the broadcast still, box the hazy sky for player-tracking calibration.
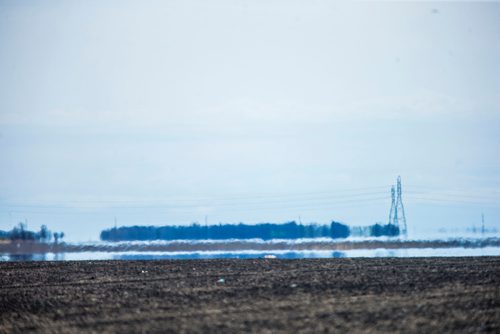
[1,0,499,241]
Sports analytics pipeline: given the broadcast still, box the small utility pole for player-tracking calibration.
[205,215,209,239]
[481,213,485,237]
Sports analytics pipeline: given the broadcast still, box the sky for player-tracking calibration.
[0,0,499,241]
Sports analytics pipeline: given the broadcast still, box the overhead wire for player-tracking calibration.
[2,184,498,219]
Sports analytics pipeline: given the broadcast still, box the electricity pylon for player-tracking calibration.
[388,176,408,238]
[388,186,396,225]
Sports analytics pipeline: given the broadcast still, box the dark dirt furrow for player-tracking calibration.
[1,257,499,333]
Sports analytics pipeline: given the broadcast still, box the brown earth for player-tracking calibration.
[1,257,499,333]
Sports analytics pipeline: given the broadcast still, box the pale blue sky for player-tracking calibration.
[0,0,499,241]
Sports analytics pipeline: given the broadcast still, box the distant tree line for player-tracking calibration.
[370,223,400,237]
[0,223,64,243]
[100,221,400,241]
[350,223,400,238]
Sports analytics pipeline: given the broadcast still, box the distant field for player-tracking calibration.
[1,257,499,333]
[1,238,499,255]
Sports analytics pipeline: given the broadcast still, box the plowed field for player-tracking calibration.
[1,257,499,333]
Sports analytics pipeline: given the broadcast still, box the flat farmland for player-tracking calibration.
[1,257,499,333]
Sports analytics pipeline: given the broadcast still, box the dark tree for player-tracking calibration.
[370,223,399,237]
[10,223,36,241]
[53,232,65,244]
[330,221,350,239]
[38,225,51,243]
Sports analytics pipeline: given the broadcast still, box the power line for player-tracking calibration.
[3,195,390,214]
[0,191,389,210]
[1,186,391,205]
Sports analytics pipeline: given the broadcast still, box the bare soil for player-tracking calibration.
[1,257,499,333]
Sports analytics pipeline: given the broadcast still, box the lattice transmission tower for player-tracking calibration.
[388,176,408,238]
